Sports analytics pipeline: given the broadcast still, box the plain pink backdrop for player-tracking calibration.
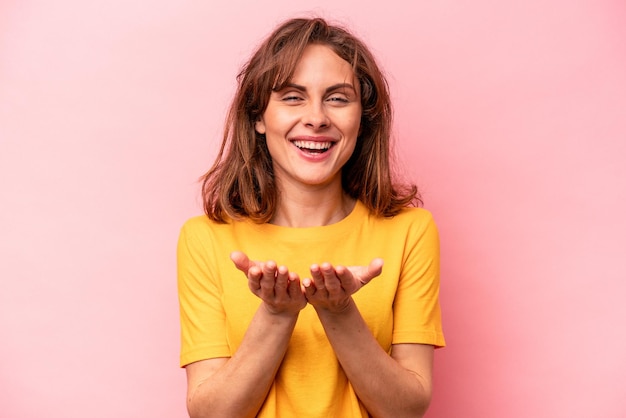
[1,0,625,417]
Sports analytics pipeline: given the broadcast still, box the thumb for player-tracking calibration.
[360,258,384,285]
[230,251,252,273]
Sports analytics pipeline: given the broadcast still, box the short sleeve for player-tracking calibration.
[392,212,446,347]
[177,219,231,367]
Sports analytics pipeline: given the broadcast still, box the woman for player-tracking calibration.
[178,17,445,418]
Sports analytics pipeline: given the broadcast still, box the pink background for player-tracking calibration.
[1,0,625,417]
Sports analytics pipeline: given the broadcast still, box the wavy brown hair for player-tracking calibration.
[201,17,420,223]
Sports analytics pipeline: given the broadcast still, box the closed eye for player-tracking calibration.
[282,95,303,101]
[326,94,351,105]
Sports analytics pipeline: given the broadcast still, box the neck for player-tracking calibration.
[270,184,356,228]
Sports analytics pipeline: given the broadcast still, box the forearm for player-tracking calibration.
[188,305,298,418]
[315,299,431,418]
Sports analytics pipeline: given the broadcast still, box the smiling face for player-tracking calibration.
[254,44,362,194]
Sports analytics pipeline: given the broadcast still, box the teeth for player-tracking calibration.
[293,140,332,150]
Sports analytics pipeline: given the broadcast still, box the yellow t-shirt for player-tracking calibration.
[177,201,445,417]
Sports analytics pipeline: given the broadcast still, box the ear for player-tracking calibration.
[254,117,266,135]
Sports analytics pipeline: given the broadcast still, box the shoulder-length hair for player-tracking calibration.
[201,17,420,223]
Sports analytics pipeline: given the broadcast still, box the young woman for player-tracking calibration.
[177,17,445,418]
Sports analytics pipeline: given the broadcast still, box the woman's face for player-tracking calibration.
[255,44,362,193]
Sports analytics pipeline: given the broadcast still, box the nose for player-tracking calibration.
[302,101,330,130]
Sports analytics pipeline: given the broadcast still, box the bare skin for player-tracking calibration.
[186,253,433,418]
[303,261,434,417]
[185,45,434,418]
[186,253,305,418]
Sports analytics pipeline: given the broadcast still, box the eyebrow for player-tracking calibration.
[277,82,357,94]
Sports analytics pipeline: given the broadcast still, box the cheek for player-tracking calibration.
[344,114,362,137]
[265,112,299,135]
[345,107,362,131]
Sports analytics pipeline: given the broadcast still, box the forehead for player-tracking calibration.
[289,44,356,87]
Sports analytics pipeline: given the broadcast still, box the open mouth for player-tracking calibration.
[292,140,334,154]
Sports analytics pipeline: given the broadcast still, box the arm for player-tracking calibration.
[185,252,306,418]
[304,262,433,418]
[316,301,433,417]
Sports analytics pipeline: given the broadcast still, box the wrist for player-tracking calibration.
[261,302,301,322]
[313,297,355,316]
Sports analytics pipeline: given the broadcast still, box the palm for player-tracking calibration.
[230,251,306,314]
[302,258,384,312]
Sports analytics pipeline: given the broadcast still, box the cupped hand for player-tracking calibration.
[302,258,384,313]
[230,251,307,315]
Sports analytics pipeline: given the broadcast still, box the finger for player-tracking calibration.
[262,260,277,278]
[230,251,252,274]
[248,265,262,292]
[334,264,352,287]
[259,261,277,294]
[287,273,303,299]
[309,264,326,291]
[275,265,289,291]
[361,258,384,285]
[302,277,315,298]
[320,262,340,292]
